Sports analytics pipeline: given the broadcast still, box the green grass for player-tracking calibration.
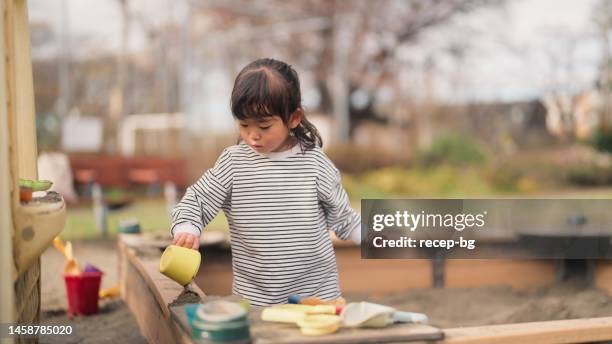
[342,165,496,199]
[62,184,612,240]
[61,198,228,240]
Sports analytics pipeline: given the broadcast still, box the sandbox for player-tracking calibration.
[118,233,612,343]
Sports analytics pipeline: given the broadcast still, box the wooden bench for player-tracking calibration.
[70,155,187,189]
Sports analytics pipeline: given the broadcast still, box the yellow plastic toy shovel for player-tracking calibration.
[53,237,80,275]
[52,237,66,256]
[99,284,120,299]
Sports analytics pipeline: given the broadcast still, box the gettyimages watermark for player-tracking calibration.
[361,199,612,259]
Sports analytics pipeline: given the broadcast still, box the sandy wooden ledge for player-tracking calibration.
[118,233,201,344]
[118,233,612,344]
[442,317,612,343]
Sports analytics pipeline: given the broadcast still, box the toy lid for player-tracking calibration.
[197,301,247,323]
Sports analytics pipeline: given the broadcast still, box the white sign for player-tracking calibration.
[61,116,103,152]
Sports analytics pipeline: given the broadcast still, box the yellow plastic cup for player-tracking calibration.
[159,245,201,286]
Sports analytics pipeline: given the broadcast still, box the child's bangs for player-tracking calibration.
[234,102,276,122]
[232,69,291,122]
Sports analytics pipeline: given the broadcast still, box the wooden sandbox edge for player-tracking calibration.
[118,234,612,344]
[442,316,612,344]
[118,234,204,344]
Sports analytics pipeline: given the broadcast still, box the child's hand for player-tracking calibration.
[172,232,200,250]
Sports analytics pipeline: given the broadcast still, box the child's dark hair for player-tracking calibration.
[231,58,323,150]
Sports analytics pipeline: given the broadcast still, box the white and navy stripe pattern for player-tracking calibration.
[171,143,360,306]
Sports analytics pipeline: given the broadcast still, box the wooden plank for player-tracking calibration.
[194,244,433,296]
[5,0,20,213]
[118,236,200,344]
[195,247,559,295]
[118,236,206,318]
[443,317,612,344]
[11,0,37,179]
[122,247,191,343]
[170,302,444,344]
[7,0,42,329]
[335,247,432,293]
[445,259,556,289]
[0,0,16,321]
[595,260,612,295]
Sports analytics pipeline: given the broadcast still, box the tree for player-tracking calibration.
[593,0,612,131]
[190,0,504,143]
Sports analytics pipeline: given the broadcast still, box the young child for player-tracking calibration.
[171,58,360,306]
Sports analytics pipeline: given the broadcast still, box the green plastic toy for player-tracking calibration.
[19,178,53,191]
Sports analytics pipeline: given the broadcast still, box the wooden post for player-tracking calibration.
[11,0,37,180]
[5,0,45,331]
[0,0,16,333]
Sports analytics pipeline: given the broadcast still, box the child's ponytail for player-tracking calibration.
[292,116,322,150]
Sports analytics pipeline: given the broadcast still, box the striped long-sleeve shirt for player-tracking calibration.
[171,142,361,306]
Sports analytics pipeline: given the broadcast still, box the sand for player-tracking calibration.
[39,300,147,344]
[347,278,612,328]
[169,287,202,307]
[39,239,612,342]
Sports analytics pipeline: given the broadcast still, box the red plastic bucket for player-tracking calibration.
[63,272,103,315]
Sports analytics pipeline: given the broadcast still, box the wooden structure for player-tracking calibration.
[194,238,557,297]
[119,234,612,343]
[118,234,444,344]
[170,303,443,343]
[118,236,196,343]
[0,1,67,343]
[444,317,612,343]
[70,155,187,189]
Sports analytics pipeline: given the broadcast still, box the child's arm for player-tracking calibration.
[318,156,361,245]
[171,149,233,249]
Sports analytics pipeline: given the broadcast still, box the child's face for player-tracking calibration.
[237,113,300,154]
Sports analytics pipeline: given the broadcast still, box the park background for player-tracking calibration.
[23,0,612,342]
